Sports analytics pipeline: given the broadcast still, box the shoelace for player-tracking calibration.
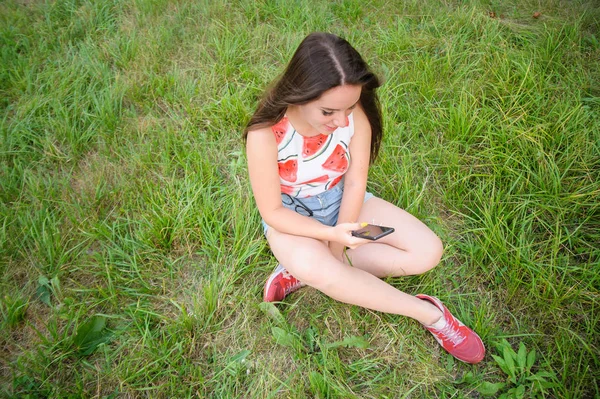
[278,268,305,295]
[283,279,303,295]
[435,322,466,346]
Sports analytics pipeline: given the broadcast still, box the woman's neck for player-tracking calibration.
[286,106,321,137]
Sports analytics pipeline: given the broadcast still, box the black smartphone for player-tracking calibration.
[351,224,395,241]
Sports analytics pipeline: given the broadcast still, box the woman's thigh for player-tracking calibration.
[346,197,443,277]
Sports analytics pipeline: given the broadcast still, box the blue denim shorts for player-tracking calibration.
[262,181,375,234]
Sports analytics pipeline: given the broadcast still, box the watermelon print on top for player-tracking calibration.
[274,114,354,198]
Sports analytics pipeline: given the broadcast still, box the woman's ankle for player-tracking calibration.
[417,300,444,326]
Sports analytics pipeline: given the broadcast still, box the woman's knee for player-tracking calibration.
[392,235,443,276]
[418,235,444,273]
[281,251,340,286]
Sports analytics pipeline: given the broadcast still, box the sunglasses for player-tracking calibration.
[282,193,314,217]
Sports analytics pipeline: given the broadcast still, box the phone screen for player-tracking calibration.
[352,224,395,240]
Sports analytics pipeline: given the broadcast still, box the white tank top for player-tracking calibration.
[272,113,354,198]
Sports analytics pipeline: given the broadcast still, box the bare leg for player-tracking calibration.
[265,201,486,364]
[345,198,444,278]
[266,228,442,325]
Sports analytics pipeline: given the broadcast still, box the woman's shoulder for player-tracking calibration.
[352,104,371,134]
[246,124,277,143]
[247,116,295,148]
[246,125,282,166]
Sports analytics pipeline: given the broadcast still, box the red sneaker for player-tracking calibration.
[263,264,306,302]
[416,294,485,364]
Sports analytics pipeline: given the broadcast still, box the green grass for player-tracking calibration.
[1,0,599,397]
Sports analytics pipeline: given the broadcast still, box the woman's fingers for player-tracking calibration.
[333,222,370,249]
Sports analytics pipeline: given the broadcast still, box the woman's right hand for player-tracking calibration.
[329,222,370,249]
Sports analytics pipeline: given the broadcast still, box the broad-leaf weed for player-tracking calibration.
[479,339,558,398]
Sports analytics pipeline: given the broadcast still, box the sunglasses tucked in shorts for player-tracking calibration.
[262,181,374,235]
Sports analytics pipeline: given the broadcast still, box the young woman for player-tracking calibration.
[244,32,485,364]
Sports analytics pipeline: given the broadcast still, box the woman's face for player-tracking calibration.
[295,84,362,136]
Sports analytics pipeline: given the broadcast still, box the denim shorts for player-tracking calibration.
[262,181,375,234]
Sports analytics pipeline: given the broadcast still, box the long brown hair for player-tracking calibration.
[244,32,383,162]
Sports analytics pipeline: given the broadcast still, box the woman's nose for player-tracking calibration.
[334,114,349,127]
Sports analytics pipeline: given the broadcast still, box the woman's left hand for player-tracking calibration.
[329,222,370,249]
